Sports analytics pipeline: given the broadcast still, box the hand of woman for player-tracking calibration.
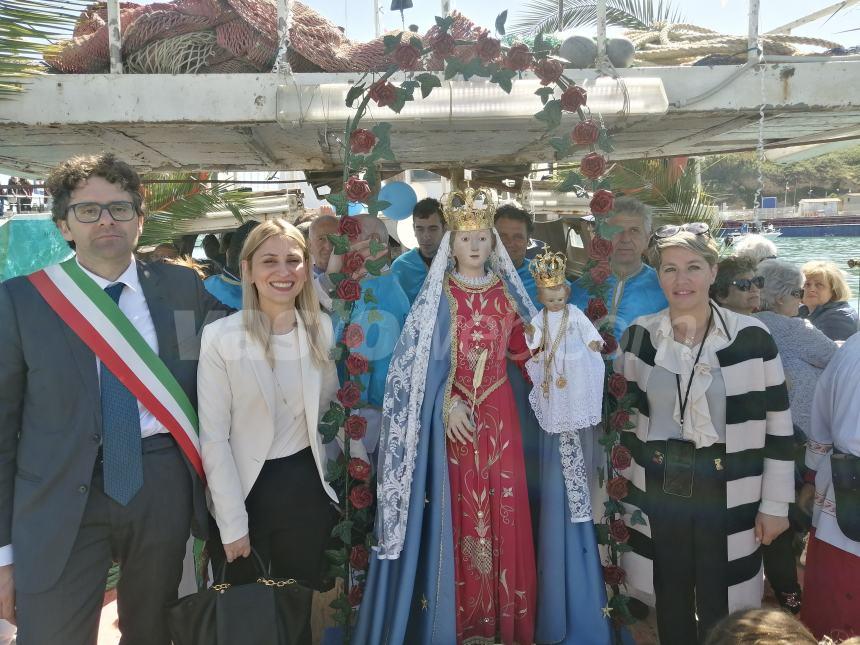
[446,400,476,445]
[223,534,251,563]
[754,512,789,545]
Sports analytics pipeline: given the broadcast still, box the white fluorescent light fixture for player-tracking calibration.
[276,76,668,127]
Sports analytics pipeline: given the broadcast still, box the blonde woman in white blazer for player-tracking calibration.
[197,220,365,643]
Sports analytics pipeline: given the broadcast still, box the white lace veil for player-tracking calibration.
[376,229,537,559]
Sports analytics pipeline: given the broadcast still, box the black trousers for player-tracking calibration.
[16,434,192,645]
[207,448,336,645]
[645,441,729,645]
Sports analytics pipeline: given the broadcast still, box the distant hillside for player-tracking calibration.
[700,148,860,208]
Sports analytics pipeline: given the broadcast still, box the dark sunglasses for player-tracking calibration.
[790,288,804,299]
[731,276,765,291]
[649,222,711,246]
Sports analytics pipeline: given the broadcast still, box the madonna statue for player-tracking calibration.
[354,187,538,644]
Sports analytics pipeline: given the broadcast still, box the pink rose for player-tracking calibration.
[607,476,629,501]
[349,128,376,154]
[475,35,501,62]
[336,278,362,303]
[610,409,629,429]
[393,42,422,71]
[348,583,364,606]
[590,189,614,216]
[534,58,563,85]
[344,176,372,204]
[607,373,628,400]
[348,457,371,482]
[603,564,626,586]
[580,152,607,180]
[368,80,397,107]
[589,261,611,284]
[337,381,362,408]
[343,323,364,349]
[350,545,369,571]
[432,32,456,58]
[585,297,608,322]
[611,444,632,470]
[349,484,374,509]
[588,236,613,260]
[344,414,367,440]
[560,86,587,112]
[504,43,532,71]
[346,352,370,376]
[571,120,600,146]
[609,518,630,543]
[338,215,362,240]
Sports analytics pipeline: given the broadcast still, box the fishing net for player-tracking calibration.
[125,30,218,74]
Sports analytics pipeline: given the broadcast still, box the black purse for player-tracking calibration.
[830,450,860,541]
[166,549,313,645]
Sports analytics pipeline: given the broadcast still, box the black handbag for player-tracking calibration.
[166,549,313,645]
[830,450,860,541]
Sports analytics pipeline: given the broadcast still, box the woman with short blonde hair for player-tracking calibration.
[617,223,794,643]
[801,260,858,341]
[197,219,366,644]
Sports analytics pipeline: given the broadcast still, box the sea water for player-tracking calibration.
[773,236,860,312]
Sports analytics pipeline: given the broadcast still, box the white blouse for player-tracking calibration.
[269,331,311,459]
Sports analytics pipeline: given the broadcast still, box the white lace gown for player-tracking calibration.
[526,304,605,433]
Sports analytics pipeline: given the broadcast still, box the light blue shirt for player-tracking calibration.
[204,273,242,310]
[390,248,431,304]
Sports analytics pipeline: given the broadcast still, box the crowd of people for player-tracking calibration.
[0,152,857,645]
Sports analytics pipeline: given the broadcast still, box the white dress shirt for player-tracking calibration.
[269,331,311,459]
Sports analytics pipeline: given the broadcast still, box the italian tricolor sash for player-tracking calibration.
[28,259,204,481]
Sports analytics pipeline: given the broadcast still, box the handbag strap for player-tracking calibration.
[216,547,271,584]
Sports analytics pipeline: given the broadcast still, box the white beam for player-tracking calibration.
[765,0,860,35]
[275,0,293,74]
[748,0,760,64]
[106,0,123,74]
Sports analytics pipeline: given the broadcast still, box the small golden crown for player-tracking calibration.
[441,186,497,232]
[529,250,568,288]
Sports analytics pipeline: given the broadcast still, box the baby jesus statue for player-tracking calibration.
[525,250,605,434]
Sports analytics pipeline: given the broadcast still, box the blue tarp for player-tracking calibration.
[0,216,73,281]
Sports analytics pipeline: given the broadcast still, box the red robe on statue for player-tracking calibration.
[443,274,536,645]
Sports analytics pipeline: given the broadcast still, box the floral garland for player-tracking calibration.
[316,11,635,641]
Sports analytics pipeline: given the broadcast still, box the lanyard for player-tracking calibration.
[675,306,714,428]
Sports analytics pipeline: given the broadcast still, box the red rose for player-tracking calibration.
[349,128,377,154]
[601,332,619,356]
[534,58,563,85]
[348,457,372,482]
[336,278,362,302]
[589,260,611,285]
[342,250,365,275]
[475,35,501,62]
[343,323,365,348]
[607,373,628,400]
[585,297,608,322]
[588,236,613,260]
[560,86,587,112]
[346,352,370,376]
[350,545,369,571]
[368,80,397,107]
[590,189,615,216]
[432,32,456,58]
[349,483,374,509]
[571,119,600,146]
[607,476,629,501]
[393,42,422,70]
[338,215,362,240]
[580,152,607,180]
[348,583,364,606]
[344,176,372,204]
[611,444,632,471]
[603,564,626,586]
[337,381,362,409]
[609,518,630,543]
[611,409,629,429]
[344,414,368,440]
[504,43,532,71]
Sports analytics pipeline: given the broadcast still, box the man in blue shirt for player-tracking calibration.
[203,220,258,309]
[494,203,541,309]
[570,196,667,340]
[390,198,446,303]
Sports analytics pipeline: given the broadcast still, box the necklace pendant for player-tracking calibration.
[541,381,550,398]
[556,375,567,389]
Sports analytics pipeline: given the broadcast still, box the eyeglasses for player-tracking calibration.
[66,201,137,223]
[649,222,711,247]
[790,288,804,299]
[731,276,765,291]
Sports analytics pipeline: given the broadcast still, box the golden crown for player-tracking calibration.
[441,186,497,232]
[529,249,568,288]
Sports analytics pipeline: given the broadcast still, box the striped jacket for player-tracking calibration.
[616,304,795,612]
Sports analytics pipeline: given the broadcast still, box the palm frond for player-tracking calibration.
[0,1,89,97]
[139,174,253,247]
[608,158,718,228]
[510,0,685,36]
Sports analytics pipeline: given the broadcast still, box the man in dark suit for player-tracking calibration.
[0,153,228,644]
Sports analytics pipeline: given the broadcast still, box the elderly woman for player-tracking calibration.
[615,224,794,644]
[753,259,838,613]
[800,260,858,341]
[732,234,778,265]
[711,256,762,316]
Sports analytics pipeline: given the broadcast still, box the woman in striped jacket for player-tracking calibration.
[614,225,795,644]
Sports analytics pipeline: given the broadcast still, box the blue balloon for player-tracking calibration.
[348,201,367,216]
[378,181,417,221]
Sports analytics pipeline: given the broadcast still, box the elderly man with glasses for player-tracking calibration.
[570,196,668,342]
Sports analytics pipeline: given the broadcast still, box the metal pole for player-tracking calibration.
[748,0,761,64]
[558,0,564,30]
[275,0,293,74]
[596,0,607,64]
[442,0,453,16]
[374,0,382,37]
[106,0,123,74]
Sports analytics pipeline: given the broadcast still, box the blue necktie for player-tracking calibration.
[100,283,144,505]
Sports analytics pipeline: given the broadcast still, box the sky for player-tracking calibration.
[290,1,858,46]
[125,1,860,46]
